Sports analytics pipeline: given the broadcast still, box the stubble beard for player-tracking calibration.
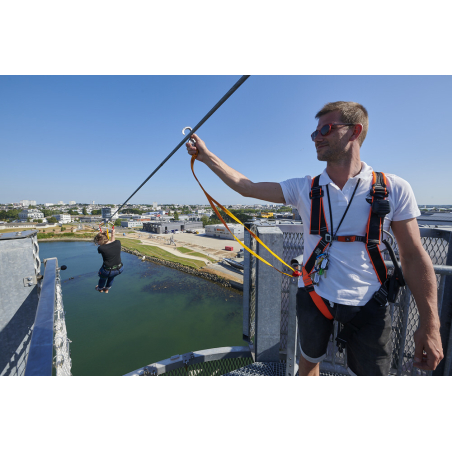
[316,143,348,163]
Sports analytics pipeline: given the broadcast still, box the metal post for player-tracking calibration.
[434,230,452,376]
[254,226,283,362]
[25,258,57,376]
[242,226,251,342]
[286,279,298,375]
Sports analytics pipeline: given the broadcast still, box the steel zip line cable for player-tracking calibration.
[105,75,251,224]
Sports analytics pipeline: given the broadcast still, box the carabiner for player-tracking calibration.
[182,126,196,146]
[382,229,395,247]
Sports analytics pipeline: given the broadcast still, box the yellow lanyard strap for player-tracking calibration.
[191,154,298,278]
[99,222,114,240]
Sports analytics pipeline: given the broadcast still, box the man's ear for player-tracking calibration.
[350,124,363,142]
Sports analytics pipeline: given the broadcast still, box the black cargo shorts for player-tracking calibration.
[296,287,393,376]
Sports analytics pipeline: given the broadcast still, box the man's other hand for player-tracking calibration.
[413,323,444,371]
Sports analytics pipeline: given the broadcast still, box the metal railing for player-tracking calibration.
[24,258,72,376]
[125,346,253,376]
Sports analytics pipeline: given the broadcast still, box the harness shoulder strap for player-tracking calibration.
[303,175,333,320]
[365,171,389,284]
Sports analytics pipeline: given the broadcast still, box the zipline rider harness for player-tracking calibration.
[304,171,405,352]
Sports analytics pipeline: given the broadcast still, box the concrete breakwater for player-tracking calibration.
[121,246,243,291]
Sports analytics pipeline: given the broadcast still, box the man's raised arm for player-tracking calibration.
[186,134,285,204]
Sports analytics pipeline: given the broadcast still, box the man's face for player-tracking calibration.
[314,110,353,162]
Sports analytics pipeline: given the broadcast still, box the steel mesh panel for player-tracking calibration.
[390,235,449,265]
[159,357,254,376]
[281,232,304,351]
[249,225,257,343]
[421,236,449,265]
[277,228,450,375]
[224,361,287,376]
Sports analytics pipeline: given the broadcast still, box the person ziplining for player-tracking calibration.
[94,223,123,293]
[92,76,250,294]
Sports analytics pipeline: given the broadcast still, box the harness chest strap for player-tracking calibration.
[303,172,389,319]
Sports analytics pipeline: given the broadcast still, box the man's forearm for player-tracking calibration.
[400,249,440,327]
[188,134,285,203]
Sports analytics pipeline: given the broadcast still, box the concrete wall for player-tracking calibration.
[0,231,41,376]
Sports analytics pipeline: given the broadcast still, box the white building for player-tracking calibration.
[58,201,65,205]
[55,214,71,224]
[205,223,244,240]
[19,200,36,207]
[44,203,54,207]
[18,209,44,221]
[69,201,76,205]
[121,221,143,228]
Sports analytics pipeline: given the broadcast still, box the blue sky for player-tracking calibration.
[1,75,451,206]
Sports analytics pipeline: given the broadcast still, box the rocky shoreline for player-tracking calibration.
[121,246,243,291]
[38,237,243,291]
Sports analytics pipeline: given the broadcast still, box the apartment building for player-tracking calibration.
[101,207,118,220]
[55,214,71,224]
[18,209,44,221]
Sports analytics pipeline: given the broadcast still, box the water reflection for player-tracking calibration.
[39,241,246,376]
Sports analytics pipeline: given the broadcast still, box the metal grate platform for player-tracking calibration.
[224,362,287,376]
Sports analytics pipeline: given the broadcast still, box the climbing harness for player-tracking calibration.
[185,128,300,278]
[304,171,405,349]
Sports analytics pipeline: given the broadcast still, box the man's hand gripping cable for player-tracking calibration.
[184,128,300,278]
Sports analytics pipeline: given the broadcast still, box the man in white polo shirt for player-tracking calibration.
[185,101,443,376]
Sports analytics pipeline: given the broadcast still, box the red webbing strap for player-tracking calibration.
[365,172,388,284]
[302,267,333,320]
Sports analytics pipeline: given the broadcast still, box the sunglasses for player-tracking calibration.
[311,123,355,141]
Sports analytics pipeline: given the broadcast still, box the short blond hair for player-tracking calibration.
[315,101,369,146]
[94,232,108,246]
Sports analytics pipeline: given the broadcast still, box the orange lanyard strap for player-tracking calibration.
[191,154,298,278]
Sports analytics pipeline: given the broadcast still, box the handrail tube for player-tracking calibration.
[25,258,57,376]
[124,346,252,376]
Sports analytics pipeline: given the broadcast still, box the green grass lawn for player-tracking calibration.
[177,247,217,262]
[177,246,192,253]
[0,227,47,233]
[120,238,206,269]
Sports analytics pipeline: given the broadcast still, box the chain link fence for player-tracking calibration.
[158,357,254,376]
[278,226,452,375]
[53,267,72,376]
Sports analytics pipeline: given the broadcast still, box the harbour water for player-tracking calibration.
[39,241,246,376]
